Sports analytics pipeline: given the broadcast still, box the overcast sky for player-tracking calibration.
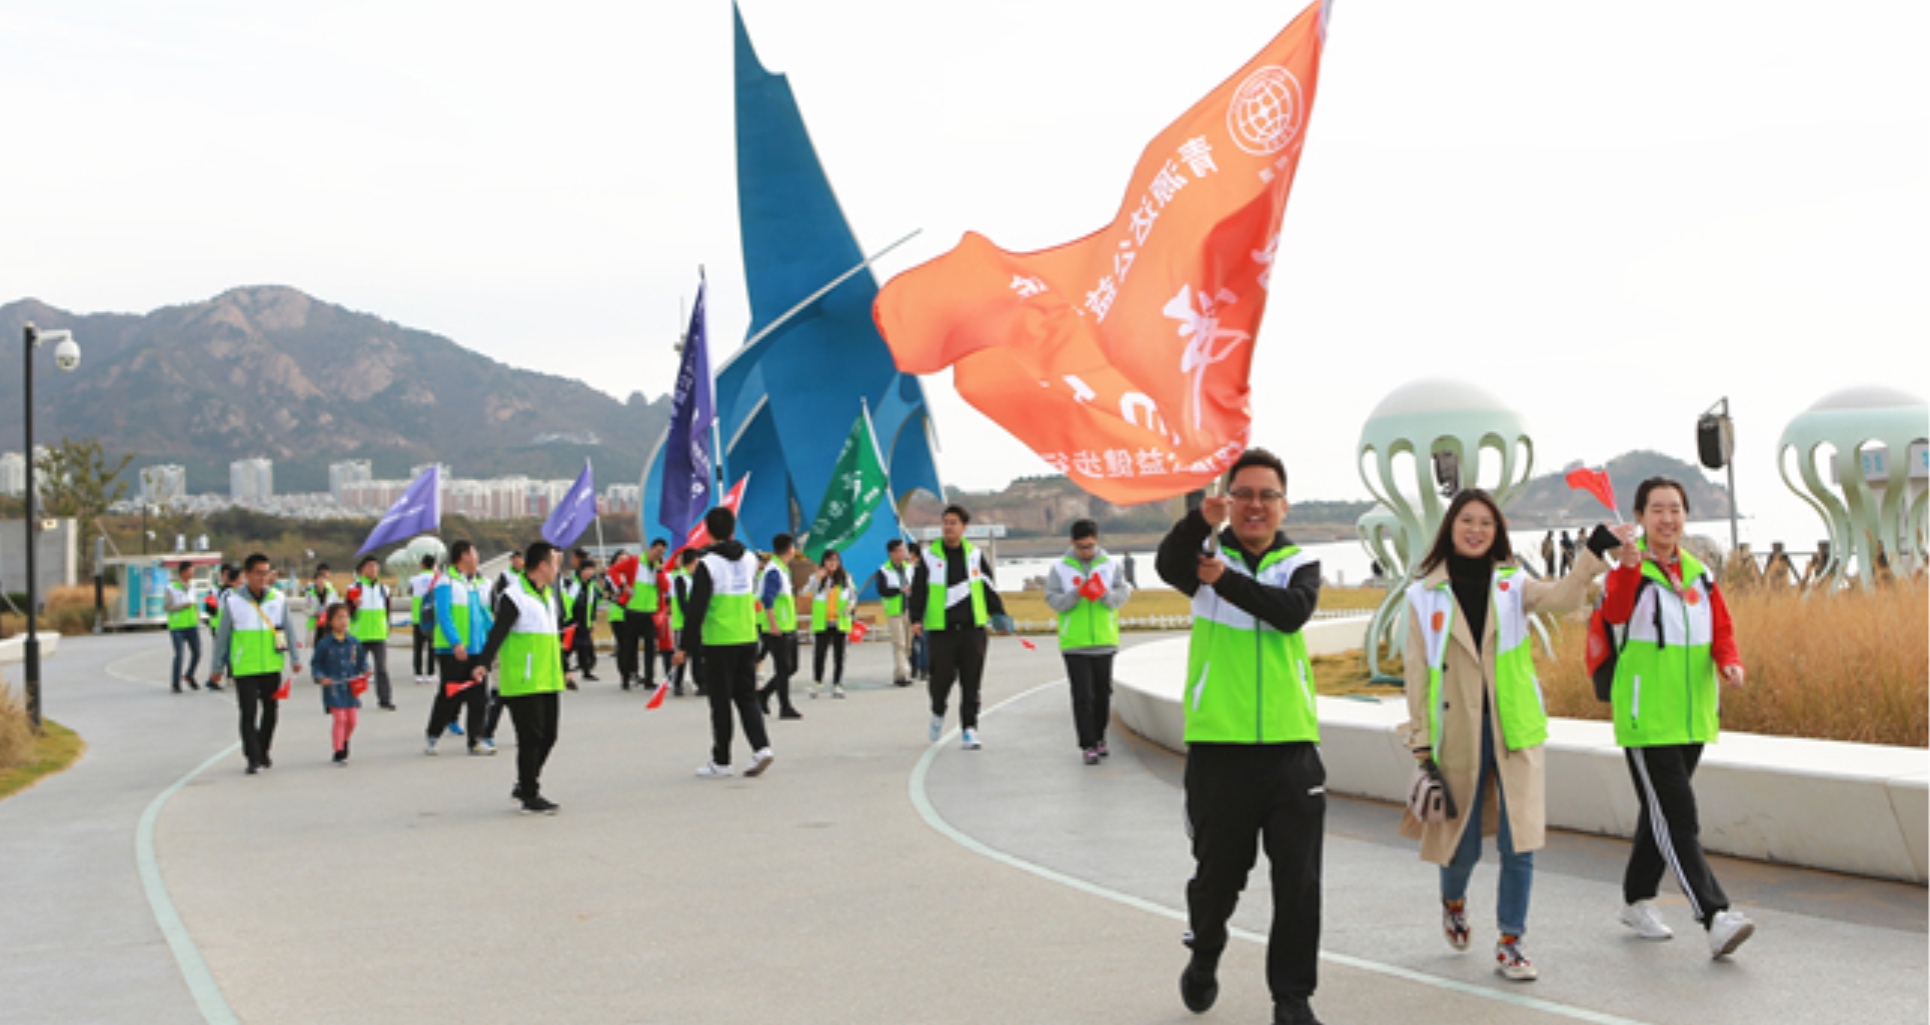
[3,0,1925,542]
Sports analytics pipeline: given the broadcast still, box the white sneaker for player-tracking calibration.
[929,715,944,742]
[1707,909,1755,959]
[1494,937,1537,981]
[745,748,775,778]
[479,738,497,755]
[810,684,821,699]
[961,728,982,750]
[424,737,439,756]
[832,685,846,699]
[1619,901,1673,940]
[695,762,733,778]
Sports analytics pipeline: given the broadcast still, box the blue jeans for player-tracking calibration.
[1439,714,1534,938]
[170,628,202,686]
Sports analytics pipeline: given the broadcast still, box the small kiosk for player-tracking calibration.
[100,552,225,631]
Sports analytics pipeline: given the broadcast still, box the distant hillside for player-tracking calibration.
[900,450,1729,541]
[0,286,670,491]
[1508,450,1734,526]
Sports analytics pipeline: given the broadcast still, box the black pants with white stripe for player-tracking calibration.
[1623,744,1729,926]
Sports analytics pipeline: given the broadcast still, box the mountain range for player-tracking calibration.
[0,286,671,493]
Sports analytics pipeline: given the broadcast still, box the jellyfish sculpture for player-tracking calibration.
[1356,378,1535,681]
[1778,386,1928,591]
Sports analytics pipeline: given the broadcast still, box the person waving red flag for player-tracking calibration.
[875,1,1332,504]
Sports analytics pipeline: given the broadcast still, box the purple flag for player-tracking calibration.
[659,277,716,538]
[357,465,441,555]
[542,462,598,548]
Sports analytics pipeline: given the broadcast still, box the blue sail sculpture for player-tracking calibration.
[641,3,945,598]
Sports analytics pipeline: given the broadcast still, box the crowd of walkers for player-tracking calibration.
[169,452,1757,1025]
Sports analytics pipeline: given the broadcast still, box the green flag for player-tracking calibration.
[803,412,889,562]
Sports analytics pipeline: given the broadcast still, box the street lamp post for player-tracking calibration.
[20,322,81,733]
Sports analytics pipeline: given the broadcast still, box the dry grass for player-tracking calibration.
[0,679,32,772]
[996,584,1383,630]
[1538,582,1928,748]
[0,584,108,638]
[1,675,85,800]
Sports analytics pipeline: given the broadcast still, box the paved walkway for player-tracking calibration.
[2,632,1924,1025]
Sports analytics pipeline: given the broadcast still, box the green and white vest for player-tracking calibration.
[224,588,290,678]
[1612,543,1720,748]
[1407,565,1548,753]
[1052,555,1122,651]
[700,550,759,646]
[497,576,563,698]
[922,541,989,632]
[1184,545,1319,744]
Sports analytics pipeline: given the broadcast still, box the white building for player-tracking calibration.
[230,457,274,501]
[329,459,372,500]
[140,464,188,503]
[603,483,641,515]
[0,451,24,499]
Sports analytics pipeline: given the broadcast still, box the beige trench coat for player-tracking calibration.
[1397,548,1605,864]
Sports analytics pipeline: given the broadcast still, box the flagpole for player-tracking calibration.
[589,457,607,556]
[861,398,907,542]
[740,229,921,352]
[698,265,729,505]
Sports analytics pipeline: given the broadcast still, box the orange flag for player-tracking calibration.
[875,1,1330,503]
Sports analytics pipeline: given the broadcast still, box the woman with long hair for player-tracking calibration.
[809,549,855,699]
[1400,488,1619,980]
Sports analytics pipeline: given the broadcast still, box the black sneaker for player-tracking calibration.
[206,682,224,692]
[520,795,559,815]
[172,682,183,693]
[1273,996,1323,1025]
[510,784,524,802]
[186,676,201,691]
[621,678,631,691]
[332,748,347,765]
[380,702,397,711]
[245,764,259,775]
[260,755,273,769]
[780,708,803,720]
[582,673,599,682]
[1179,952,1219,1014]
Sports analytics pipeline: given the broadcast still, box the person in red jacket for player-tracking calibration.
[1602,476,1753,959]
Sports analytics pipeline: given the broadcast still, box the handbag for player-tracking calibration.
[1406,757,1459,824]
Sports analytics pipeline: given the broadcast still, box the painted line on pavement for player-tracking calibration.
[908,681,1660,1025]
[111,649,242,1025]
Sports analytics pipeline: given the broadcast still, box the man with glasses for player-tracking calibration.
[208,553,305,775]
[1156,447,1327,1025]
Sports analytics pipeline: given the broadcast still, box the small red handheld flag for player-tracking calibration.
[644,681,668,710]
[1019,638,1038,650]
[273,679,291,701]
[1565,467,1619,516]
[1078,574,1108,602]
[349,674,370,697]
[444,679,479,698]
[560,625,577,650]
[848,620,869,644]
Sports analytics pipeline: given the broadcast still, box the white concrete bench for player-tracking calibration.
[1115,634,1930,884]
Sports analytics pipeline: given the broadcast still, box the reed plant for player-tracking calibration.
[1538,581,1928,747]
[0,678,33,772]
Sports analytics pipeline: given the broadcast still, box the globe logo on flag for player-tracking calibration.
[1227,66,1303,156]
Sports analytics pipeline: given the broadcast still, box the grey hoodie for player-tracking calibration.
[1043,545,1133,655]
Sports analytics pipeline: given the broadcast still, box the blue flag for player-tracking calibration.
[543,462,598,548]
[659,278,716,538]
[358,465,441,555]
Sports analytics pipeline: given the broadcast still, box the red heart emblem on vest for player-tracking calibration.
[1498,581,1510,592]
[1430,611,1445,632]
[1684,589,1702,605]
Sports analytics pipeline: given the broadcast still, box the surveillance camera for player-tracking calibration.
[54,337,80,372]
